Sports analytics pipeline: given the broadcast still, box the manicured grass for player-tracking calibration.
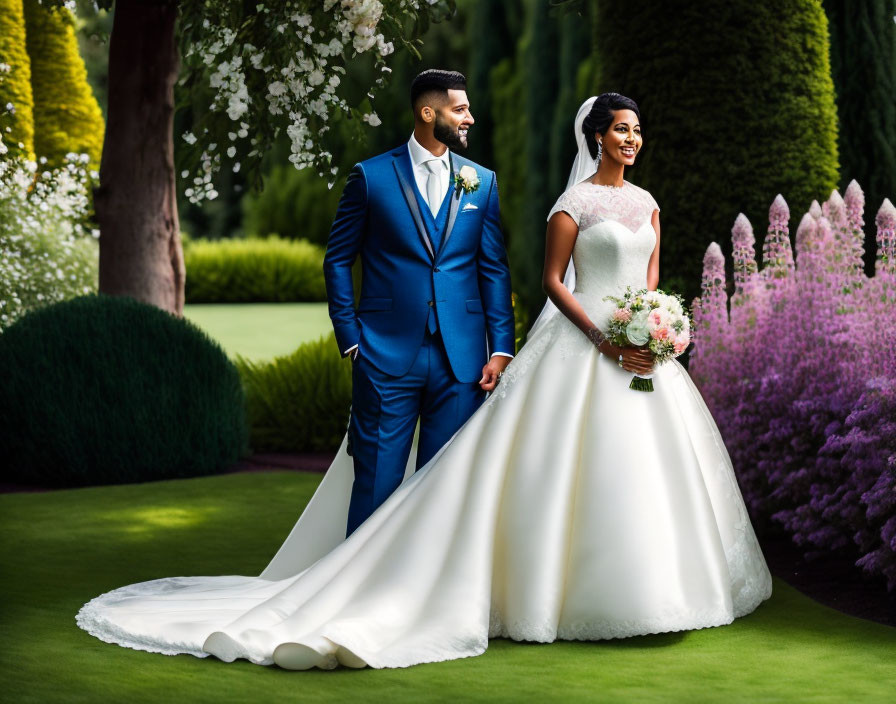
[183,302,332,361]
[2,472,894,703]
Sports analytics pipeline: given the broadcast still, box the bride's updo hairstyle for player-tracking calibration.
[582,92,641,159]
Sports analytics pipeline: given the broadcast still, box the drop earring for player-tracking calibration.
[596,140,602,163]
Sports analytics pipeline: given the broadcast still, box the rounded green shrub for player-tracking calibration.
[184,235,327,303]
[0,294,248,486]
[236,334,351,453]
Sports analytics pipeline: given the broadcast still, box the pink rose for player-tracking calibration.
[612,308,632,323]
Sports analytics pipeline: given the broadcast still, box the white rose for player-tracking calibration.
[458,165,479,190]
[625,310,651,346]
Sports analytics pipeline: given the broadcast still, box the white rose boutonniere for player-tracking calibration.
[454,165,480,196]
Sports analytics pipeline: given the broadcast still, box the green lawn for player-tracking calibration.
[1,472,894,703]
[184,302,332,361]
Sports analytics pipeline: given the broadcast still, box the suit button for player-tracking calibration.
[427,300,434,307]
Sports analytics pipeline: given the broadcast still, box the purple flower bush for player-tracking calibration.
[691,181,896,590]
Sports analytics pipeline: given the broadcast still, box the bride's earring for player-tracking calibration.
[597,140,602,163]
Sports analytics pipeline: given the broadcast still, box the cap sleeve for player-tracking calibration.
[547,186,586,225]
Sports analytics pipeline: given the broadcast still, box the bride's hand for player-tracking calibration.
[595,339,654,375]
[618,346,654,375]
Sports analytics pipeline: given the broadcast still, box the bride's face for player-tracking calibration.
[598,110,642,166]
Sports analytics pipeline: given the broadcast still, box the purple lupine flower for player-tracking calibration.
[691,242,728,376]
[843,181,866,285]
[875,198,896,280]
[794,213,817,272]
[731,213,757,295]
[762,194,794,280]
[809,199,823,220]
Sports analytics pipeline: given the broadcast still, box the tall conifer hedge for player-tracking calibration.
[824,0,896,256]
[23,0,104,167]
[0,0,35,160]
[590,0,839,298]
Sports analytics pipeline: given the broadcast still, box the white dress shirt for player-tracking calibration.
[408,133,451,214]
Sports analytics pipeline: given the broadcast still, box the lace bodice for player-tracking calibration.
[548,179,659,232]
[548,180,660,329]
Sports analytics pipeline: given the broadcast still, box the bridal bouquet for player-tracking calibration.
[602,288,691,392]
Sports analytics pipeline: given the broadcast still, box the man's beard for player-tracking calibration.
[433,115,467,151]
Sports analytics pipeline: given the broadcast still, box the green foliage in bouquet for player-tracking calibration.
[0,0,35,160]
[236,335,351,453]
[23,1,105,168]
[241,164,342,248]
[590,0,839,301]
[0,295,248,486]
[184,235,327,303]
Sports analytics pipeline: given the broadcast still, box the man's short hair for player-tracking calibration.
[410,69,467,109]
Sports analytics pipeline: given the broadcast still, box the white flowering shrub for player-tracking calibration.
[0,127,99,332]
[177,0,449,203]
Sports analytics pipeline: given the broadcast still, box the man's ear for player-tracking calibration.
[421,106,434,123]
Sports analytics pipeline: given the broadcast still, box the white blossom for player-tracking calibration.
[178,0,427,202]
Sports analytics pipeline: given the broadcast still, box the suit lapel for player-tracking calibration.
[392,149,435,261]
[438,156,462,259]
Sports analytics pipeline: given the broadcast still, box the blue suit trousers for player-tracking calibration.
[346,332,485,535]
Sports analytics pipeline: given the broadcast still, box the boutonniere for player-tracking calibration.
[453,165,480,196]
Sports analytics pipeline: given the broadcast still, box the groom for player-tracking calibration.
[324,69,515,535]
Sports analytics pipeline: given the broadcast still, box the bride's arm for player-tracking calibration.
[543,212,653,375]
[647,209,661,290]
[542,212,596,335]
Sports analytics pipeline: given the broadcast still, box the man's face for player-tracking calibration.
[432,89,474,150]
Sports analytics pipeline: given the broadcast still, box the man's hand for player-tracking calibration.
[479,355,512,391]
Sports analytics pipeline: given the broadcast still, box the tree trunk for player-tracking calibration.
[95,0,184,315]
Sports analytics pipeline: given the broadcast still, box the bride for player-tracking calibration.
[77,94,772,670]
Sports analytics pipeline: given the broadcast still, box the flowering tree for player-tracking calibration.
[59,0,450,315]
[0,126,99,331]
[691,184,896,590]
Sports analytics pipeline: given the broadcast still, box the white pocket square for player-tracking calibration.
[461,203,478,211]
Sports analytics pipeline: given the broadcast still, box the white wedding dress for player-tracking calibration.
[77,179,772,670]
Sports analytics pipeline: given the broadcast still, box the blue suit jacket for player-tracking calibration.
[323,145,515,383]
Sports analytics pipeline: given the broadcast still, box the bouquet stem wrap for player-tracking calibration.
[630,374,655,392]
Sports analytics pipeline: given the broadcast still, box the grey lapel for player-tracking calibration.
[392,156,435,261]
[439,156,462,258]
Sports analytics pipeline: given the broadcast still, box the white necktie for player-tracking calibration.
[423,158,444,217]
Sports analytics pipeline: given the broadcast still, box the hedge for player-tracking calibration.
[236,334,351,453]
[184,235,327,303]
